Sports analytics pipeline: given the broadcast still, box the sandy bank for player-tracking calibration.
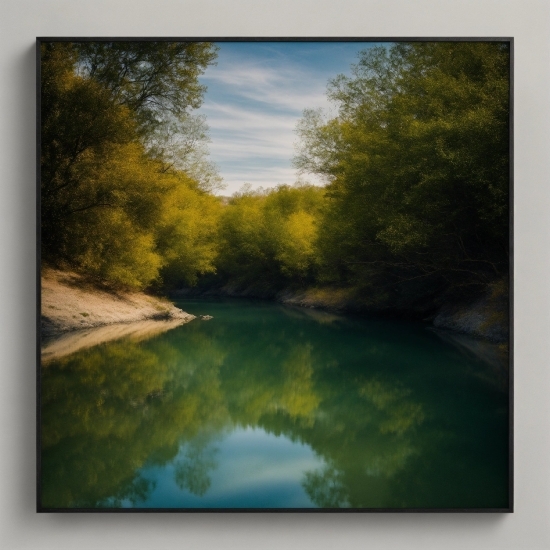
[41,268,195,340]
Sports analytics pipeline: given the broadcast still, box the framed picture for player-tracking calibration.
[37,37,512,512]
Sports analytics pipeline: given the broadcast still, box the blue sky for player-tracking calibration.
[197,42,381,195]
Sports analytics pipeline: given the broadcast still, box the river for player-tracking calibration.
[40,298,509,510]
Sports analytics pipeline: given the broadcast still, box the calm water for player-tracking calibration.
[40,298,509,509]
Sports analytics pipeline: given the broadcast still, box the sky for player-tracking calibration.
[197,41,381,195]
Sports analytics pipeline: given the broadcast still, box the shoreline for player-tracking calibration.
[41,268,195,341]
[173,281,509,344]
[40,269,508,369]
[40,266,508,359]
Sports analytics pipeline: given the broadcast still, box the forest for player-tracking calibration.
[41,41,510,318]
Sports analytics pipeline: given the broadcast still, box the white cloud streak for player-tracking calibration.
[198,54,333,195]
[202,64,330,113]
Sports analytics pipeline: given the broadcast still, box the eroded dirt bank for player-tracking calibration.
[41,268,195,340]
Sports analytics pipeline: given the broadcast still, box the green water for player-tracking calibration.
[40,298,509,510]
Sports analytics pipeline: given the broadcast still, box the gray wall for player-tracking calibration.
[1,1,549,548]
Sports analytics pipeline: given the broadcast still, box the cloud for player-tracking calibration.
[201,101,303,186]
[204,103,297,133]
[202,64,330,113]
[196,44,351,195]
[203,103,298,166]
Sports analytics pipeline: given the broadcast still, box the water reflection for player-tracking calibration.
[174,436,219,496]
[41,319,189,362]
[41,299,509,509]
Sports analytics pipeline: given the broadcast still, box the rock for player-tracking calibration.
[200,315,213,320]
[433,278,509,343]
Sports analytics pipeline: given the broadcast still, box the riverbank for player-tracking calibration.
[41,268,195,340]
[173,279,509,344]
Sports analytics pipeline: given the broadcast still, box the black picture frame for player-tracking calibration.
[37,36,513,513]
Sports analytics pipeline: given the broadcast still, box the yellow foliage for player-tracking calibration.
[74,209,163,290]
[216,185,324,283]
[279,344,320,421]
[275,210,318,276]
[156,177,222,287]
[41,42,223,291]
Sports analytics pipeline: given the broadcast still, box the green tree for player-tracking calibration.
[40,42,220,289]
[41,43,137,260]
[215,184,324,289]
[155,175,222,288]
[74,41,218,134]
[295,42,510,309]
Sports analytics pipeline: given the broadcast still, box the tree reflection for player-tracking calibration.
[174,438,219,496]
[41,302,508,509]
[101,476,156,508]
[41,329,228,508]
[303,466,349,508]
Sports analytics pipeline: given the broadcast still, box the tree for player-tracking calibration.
[74,41,218,134]
[40,41,221,289]
[295,42,510,309]
[146,112,224,193]
[74,41,224,192]
[41,43,137,260]
[155,175,222,288]
[215,184,324,289]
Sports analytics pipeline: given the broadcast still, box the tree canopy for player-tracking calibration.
[215,184,324,290]
[41,41,510,313]
[74,42,218,133]
[293,42,510,311]
[41,41,222,289]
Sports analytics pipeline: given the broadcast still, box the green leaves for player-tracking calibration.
[74,42,219,133]
[216,184,324,287]
[41,42,221,290]
[294,42,510,307]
